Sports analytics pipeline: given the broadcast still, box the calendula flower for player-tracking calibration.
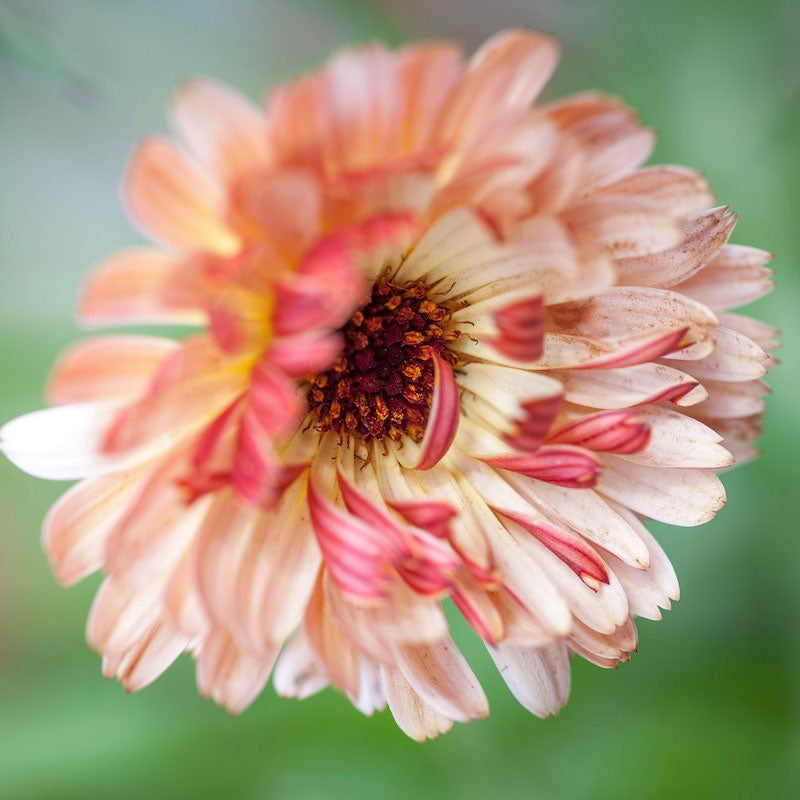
[1,29,776,740]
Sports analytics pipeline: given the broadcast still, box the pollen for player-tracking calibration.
[306,279,461,442]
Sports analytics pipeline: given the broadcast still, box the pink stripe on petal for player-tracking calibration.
[572,328,692,371]
[497,509,609,589]
[548,410,651,454]
[414,353,461,470]
[451,587,501,645]
[483,445,602,488]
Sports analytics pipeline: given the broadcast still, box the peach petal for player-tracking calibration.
[170,78,269,181]
[124,137,239,254]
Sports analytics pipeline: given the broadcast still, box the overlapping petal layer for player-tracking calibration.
[0,29,775,740]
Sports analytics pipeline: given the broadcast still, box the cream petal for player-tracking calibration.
[718,313,779,353]
[616,406,733,468]
[675,244,773,310]
[395,637,488,723]
[394,207,499,285]
[667,326,768,382]
[273,630,330,700]
[163,545,209,640]
[87,577,162,655]
[598,456,725,526]
[505,518,628,633]
[0,402,157,480]
[395,42,463,154]
[556,362,707,409]
[563,195,681,259]
[605,501,679,602]
[595,165,713,218]
[196,627,276,714]
[691,378,769,419]
[104,444,207,587]
[547,286,717,344]
[238,474,321,655]
[546,92,655,193]
[488,641,570,717]
[614,206,736,287]
[451,473,572,636]
[505,477,650,568]
[381,665,453,741]
[303,576,362,699]
[111,621,191,692]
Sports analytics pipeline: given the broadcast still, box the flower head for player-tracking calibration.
[1,30,776,739]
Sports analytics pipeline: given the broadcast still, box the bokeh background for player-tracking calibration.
[0,0,797,797]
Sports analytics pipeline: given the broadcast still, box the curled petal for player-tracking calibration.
[615,206,737,287]
[482,445,602,488]
[336,467,411,557]
[490,294,544,361]
[397,528,460,596]
[548,410,651,454]
[307,478,395,599]
[496,508,609,590]
[398,352,460,470]
[386,498,456,540]
[266,332,343,377]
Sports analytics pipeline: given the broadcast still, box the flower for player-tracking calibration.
[0,29,776,740]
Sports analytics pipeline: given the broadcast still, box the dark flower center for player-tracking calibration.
[305,278,462,442]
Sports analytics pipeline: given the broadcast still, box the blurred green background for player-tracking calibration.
[0,0,797,798]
